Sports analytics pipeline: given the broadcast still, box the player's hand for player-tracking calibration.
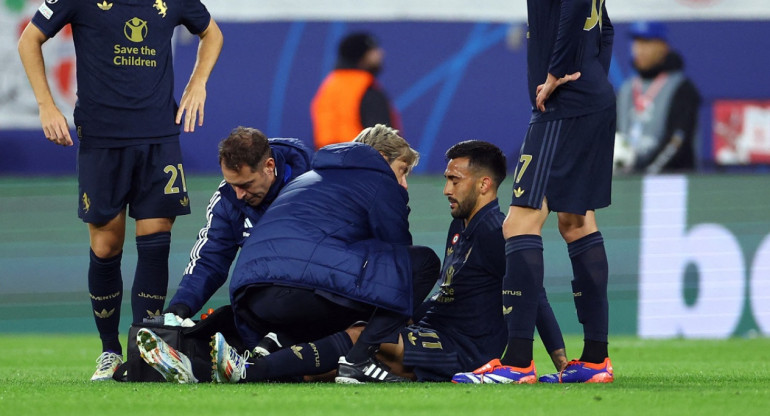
[176,80,207,133]
[535,71,581,112]
[39,102,73,146]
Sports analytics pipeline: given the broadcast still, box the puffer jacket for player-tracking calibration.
[230,142,414,320]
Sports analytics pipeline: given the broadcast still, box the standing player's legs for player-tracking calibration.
[542,107,615,383]
[498,120,561,372]
[128,141,191,324]
[558,211,609,363]
[88,212,127,358]
[132,217,174,322]
[79,145,135,380]
[499,203,549,370]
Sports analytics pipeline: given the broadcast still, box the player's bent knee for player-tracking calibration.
[345,325,365,344]
[90,243,124,259]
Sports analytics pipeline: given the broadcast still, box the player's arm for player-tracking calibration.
[176,18,224,133]
[17,23,72,146]
[598,1,614,75]
[536,0,593,112]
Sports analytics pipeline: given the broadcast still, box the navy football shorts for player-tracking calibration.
[401,325,463,382]
[510,106,616,214]
[77,141,191,224]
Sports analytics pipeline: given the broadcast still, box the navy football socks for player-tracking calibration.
[132,231,171,323]
[246,330,353,382]
[536,288,566,355]
[500,235,544,368]
[88,249,123,355]
[568,231,610,363]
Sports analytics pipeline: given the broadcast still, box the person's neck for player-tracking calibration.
[463,196,495,227]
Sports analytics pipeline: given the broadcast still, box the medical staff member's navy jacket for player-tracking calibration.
[167,138,312,316]
[230,142,414,334]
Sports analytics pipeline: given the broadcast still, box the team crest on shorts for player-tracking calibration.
[82,192,91,213]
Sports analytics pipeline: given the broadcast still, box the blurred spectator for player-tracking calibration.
[614,21,701,174]
[310,32,401,150]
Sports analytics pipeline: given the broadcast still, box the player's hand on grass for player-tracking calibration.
[536,71,581,112]
[39,102,73,146]
[176,80,207,133]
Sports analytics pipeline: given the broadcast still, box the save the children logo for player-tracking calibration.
[115,19,158,67]
[124,17,148,42]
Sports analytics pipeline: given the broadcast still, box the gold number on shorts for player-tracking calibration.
[513,154,533,184]
[178,164,187,192]
[163,164,187,194]
[584,0,605,31]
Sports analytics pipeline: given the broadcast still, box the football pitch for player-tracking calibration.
[1,335,768,416]
[2,175,770,414]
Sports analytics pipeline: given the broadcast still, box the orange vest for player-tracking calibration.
[310,69,375,150]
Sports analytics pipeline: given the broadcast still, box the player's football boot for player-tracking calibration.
[211,332,250,383]
[335,355,410,384]
[451,359,537,384]
[90,351,123,381]
[136,328,198,383]
[252,332,282,358]
[538,358,614,383]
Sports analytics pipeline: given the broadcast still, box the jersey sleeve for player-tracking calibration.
[548,0,593,78]
[168,189,240,314]
[30,0,77,38]
[180,0,212,35]
[598,2,614,75]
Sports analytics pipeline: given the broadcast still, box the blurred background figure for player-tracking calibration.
[310,32,401,150]
[614,21,701,174]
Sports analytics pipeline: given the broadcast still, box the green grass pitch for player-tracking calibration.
[1,335,768,415]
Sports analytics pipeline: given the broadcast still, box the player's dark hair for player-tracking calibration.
[445,140,507,190]
[218,126,272,172]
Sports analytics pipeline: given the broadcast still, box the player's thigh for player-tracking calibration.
[128,142,191,221]
[77,146,134,225]
[509,120,565,211]
[557,210,598,243]
[547,108,615,214]
[502,204,550,238]
[237,285,370,342]
[511,109,615,215]
[136,217,174,236]
[87,210,127,257]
